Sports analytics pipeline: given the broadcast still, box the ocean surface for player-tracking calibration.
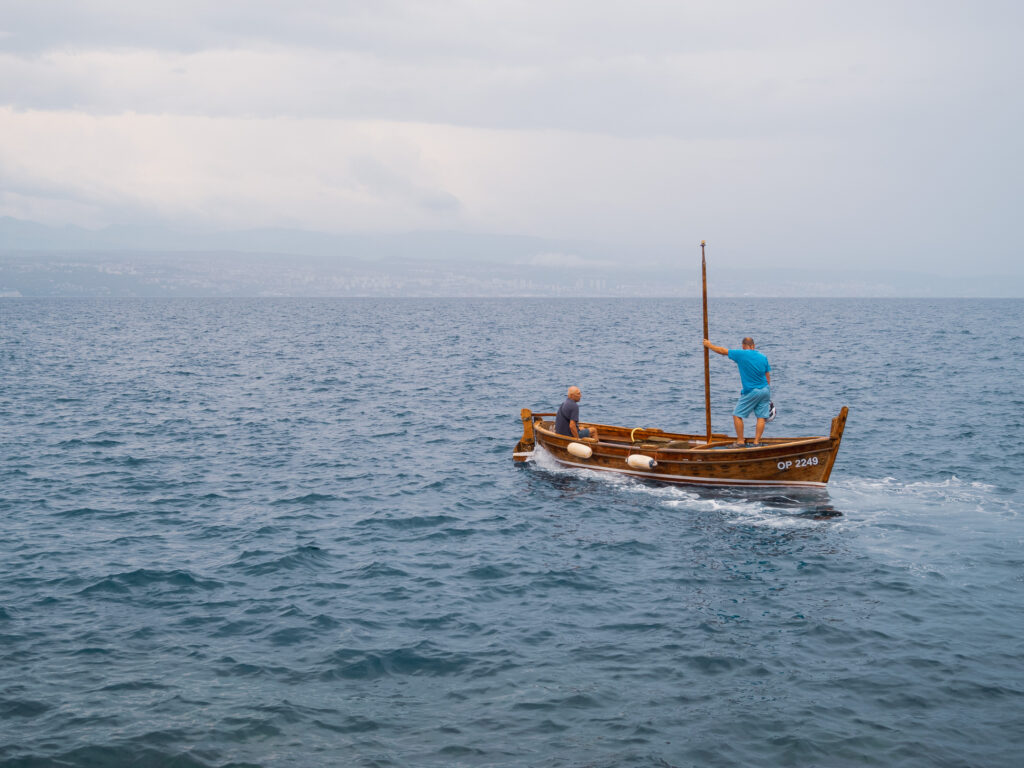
[1,297,1022,768]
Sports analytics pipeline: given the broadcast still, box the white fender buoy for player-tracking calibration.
[567,442,593,459]
[626,454,657,470]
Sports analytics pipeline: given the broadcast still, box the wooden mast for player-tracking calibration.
[701,240,712,445]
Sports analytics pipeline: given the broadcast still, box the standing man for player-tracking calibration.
[703,337,771,447]
[555,386,599,441]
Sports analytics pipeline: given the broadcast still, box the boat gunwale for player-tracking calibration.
[532,419,832,456]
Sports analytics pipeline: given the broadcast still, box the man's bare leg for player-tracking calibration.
[732,415,745,446]
[753,418,766,445]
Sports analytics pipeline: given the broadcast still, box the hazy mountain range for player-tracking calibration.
[1,217,1020,298]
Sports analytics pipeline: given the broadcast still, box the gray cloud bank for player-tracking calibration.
[3,2,1016,135]
[0,1,1021,282]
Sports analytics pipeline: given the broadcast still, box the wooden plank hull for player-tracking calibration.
[514,407,848,488]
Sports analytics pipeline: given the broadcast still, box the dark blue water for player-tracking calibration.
[1,298,1022,767]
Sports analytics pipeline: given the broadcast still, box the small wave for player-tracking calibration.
[595,622,669,633]
[416,526,480,541]
[270,492,337,505]
[312,715,382,734]
[465,564,512,580]
[78,568,224,596]
[355,513,460,529]
[253,524,284,535]
[55,506,117,518]
[509,696,602,712]
[351,561,409,580]
[213,656,283,679]
[58,438,122,448]
[319,641,475,681]
[530,567,607,592]
[73,647,113,656]
[399,613,481,633]
[0,697,52,718]
[678,654,748,674]
[211,620,263,638]
[230,545,332,575]
[128,729,194,748]
[10,745,221,768]
[437,744,487,757]
[97,680,171,692]
[583,539,660,554]
[267,627,317,646]
[114,455,152,466]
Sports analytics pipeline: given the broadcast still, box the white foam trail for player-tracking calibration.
[532,446,1012,519]
[826,475,1019,530]
[836,475,997,495]
[527,445,827,528]
[833,475,1013,510]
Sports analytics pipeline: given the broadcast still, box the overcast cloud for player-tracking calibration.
[0,1,1021,274]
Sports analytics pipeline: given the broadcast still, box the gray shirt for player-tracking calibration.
[555,398,579,436]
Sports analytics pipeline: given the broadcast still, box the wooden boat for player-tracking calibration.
[512,241,849,488]
[513,407,848,488]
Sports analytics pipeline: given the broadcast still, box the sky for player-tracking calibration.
[0,1,1021,276]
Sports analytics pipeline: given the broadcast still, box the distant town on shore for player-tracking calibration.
[1,218,1019,298]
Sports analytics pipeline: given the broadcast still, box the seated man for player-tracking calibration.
[554,386,599,441]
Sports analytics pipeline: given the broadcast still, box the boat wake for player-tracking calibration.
[835,474,998,500]
[527,447,1017,527]
[526,446,841,527]
[827,475,1016,525]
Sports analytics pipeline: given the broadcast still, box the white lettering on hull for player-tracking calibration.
[777,456,819,471]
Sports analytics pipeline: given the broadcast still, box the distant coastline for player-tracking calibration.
[2,249,1021,298]
[3,217,1021,298]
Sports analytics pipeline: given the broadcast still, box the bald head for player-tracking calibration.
[567,386,581,401]
[742,337,755,349]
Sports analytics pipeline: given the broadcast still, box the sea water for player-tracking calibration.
[1,298,1022,767]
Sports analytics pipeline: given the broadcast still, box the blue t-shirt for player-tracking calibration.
[727,349,771,394]
[555,398,579,436]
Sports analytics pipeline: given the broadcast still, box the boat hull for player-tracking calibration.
[514,408,848,488]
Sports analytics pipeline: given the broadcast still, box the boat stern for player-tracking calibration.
[513,408,536,462]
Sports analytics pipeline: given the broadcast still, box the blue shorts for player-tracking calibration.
[577,428,592,438]
[733,386,771,419]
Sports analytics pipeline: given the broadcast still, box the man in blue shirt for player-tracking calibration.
[703,337,771,447]
[554,386,599,441]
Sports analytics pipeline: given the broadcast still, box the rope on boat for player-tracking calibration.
[630,427,646,443]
